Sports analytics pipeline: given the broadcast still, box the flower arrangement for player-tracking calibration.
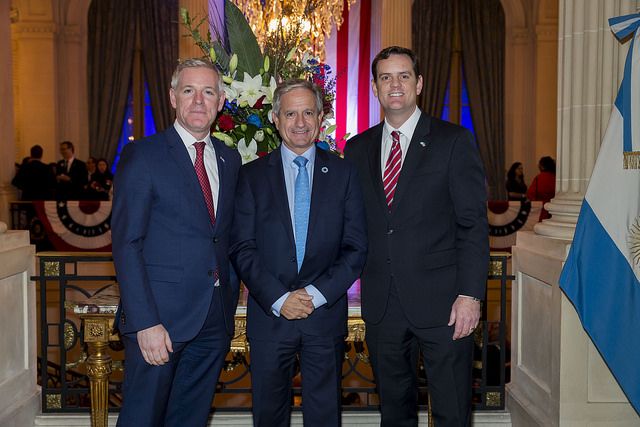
[181,0,343,164]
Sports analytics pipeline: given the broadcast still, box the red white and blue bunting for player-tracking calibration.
[34,201,112,251]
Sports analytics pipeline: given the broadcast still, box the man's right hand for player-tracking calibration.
[280,290,314,320]
[137,324,173,366]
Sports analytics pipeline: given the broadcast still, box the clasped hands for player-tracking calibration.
[280,289,314,320]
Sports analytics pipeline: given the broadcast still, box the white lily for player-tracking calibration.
[237,137,259,164]
[231,73,265,108]
[262,76,278,104]
[223,84,238,102]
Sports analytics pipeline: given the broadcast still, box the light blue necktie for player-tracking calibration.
[293,156,310,271]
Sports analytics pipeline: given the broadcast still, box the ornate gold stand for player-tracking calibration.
[81,313,115,427]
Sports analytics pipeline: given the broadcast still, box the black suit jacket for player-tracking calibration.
[344,112,489,328]
[230,147,367,339]
[12,159,55,200]
[56,158,88,200]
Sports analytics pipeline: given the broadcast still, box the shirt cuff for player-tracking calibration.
[458,294,481,302]
[271,292,290,317]
[305,284,327,309]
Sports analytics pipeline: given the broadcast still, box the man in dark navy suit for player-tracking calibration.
[344,46,489,426]
[112,58,241,427]
[230,79,367,427]
[55,141,87,200]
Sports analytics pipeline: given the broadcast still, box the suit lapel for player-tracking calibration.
[212,137,228,229]
[391,113,432,212]
[307,149,330,245]
[366,123,389,215]
[165,127,213,231]
[267,149,296,247]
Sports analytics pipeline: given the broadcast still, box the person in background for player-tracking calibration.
[505,161,527,201]
[84,157,100,200]
[527,156,556,220]
[86,158,113,201]
[55,141,87,200]
[11,144,55,200]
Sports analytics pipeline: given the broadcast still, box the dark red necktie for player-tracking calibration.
[383,130,402,208]
[194,141,216,224]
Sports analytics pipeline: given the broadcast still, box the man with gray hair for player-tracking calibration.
[230,79,367,426]
[112,58,241,427]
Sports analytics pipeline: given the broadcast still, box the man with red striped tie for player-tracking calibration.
[344,46,489,427]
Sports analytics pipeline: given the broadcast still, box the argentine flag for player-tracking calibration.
[559,13,640,414]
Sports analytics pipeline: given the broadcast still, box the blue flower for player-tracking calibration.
[316,140,330,151]
[247,114,263,128]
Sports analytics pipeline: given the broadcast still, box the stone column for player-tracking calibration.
[0,4,17,225]
[534,0,633,239]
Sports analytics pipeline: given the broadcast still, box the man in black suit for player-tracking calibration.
[230,79,367,427]
[344,46,489,426]
[12,144,55,200]
[55,141,87,200]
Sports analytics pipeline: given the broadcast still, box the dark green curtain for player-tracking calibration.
[87,0,136,163]
[459,0,506,200]
[88,0,179,164]
[140,0,179,132]
[412,0,454,118]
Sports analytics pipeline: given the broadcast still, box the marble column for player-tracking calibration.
[0,4,17,225]
[534,0,634,239]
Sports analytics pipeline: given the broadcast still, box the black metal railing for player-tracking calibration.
[35,252,511,413]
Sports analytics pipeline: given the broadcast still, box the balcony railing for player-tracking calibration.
[34,252,512,414]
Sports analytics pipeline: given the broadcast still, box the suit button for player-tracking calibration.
[386,258,391,264]
[387,229,394,235]
[213,237,219,243]
[208,270,214,277]
[290,257,296,263]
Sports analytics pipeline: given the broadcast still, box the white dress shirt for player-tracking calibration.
[380,106,422,174]
[174,120,220,214]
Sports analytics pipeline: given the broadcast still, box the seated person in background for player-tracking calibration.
[527,156,556,220]
[89,158,113,201]
[11,144,55,200]
[56,141,87,200]
[505,162,527,200]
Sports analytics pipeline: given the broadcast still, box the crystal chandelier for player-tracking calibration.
[232,0,355,58]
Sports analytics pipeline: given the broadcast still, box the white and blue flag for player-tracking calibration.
[559,13,640,414]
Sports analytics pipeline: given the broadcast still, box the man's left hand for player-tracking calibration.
[448,296,481,340]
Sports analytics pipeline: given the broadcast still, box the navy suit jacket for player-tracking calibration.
[112,126,241,342]
[230,147,367,339]
[344,113,489,328]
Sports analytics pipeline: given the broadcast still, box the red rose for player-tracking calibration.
[217,114,235,131]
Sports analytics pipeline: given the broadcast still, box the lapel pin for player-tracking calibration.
[419,141,427,148]
[219,156,226,163]
[321,166,329,173]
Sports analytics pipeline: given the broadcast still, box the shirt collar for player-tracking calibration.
[173,120,211,149]
[383,106,422,141]
[280,143,316,168]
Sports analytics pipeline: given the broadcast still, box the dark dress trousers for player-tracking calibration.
[111,126,241,427]
[344,112,489,427]
[230,147,367,427]
[55,158,87,200]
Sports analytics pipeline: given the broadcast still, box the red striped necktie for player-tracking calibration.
[193,141,216,224]
[383,130,402,209]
